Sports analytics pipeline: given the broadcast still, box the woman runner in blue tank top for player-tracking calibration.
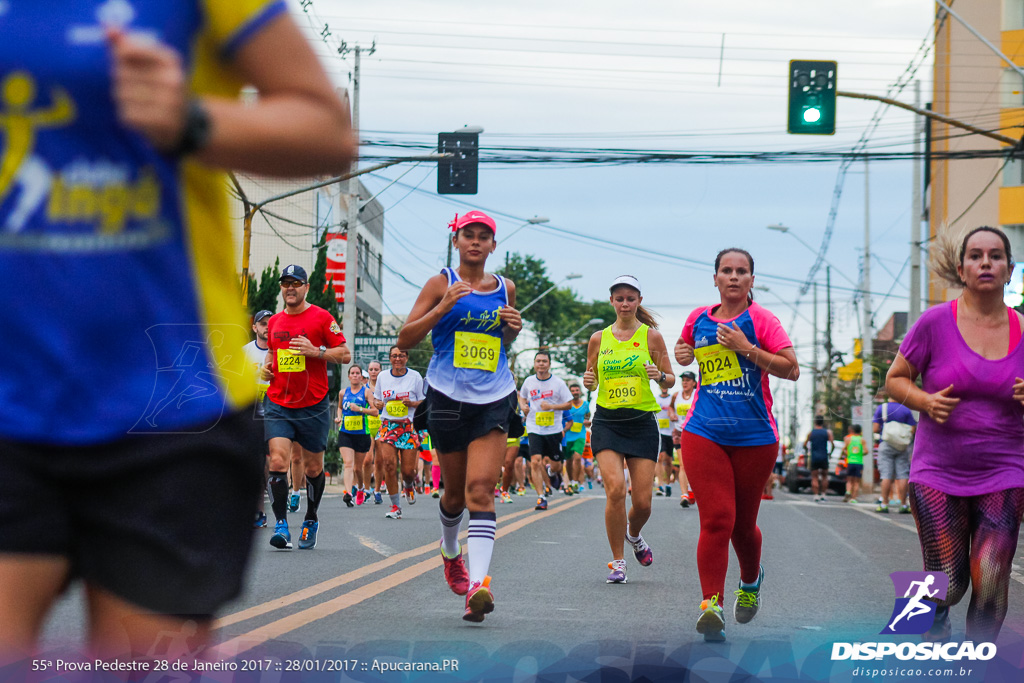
[398,211,522,623]
[334,364,377,507]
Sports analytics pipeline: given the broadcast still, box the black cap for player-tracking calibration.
[253,309,273,323]
[680,371,696,380]
[279,264,308,283]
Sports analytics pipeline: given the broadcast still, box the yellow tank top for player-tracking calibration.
[596,324,659,412]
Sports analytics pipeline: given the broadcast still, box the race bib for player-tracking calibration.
[256,385,268,402]
[535,411,555,427]
[367,415,381,433]
[344,415,363,431]
[694,344,742,385]
[658,418,670,429]
[605,376,641,407]
[277,348,305,373]
[570,422,583,433]
[386,400,409,418]
[454,331,500,372]
[677,403,690,417]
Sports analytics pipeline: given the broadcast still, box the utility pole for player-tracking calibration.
[861,159,875,490]
[343,46,362,365]
[909,79,923,324]
[812,281,819,415]
[825,266,833,422]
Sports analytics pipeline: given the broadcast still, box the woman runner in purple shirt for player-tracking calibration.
[886,225,1024,642]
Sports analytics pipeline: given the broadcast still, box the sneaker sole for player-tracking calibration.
[696,610,726,640]
[734,605,759,624]
[270,534,292,550]
[463,588,494,622]
[606,577,628,584]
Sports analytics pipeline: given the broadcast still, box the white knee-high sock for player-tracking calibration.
[467,511,497,586]
[439,502,464,557]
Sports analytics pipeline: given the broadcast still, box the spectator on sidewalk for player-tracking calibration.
[873,390,916,514]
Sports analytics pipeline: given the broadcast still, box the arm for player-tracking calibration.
[499,279,522,345]
[885,352,960,424]
[582,332,601,392]
[109,15,355,174]
[323,344,351,365]
[827,432,835,455]
[646,328,676,391]
[518,392,531,415]
[397,274,456,350]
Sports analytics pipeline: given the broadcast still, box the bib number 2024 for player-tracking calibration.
[694,344,742,385]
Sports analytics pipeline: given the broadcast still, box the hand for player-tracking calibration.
[334,416,342,424]
[260,359,274,382]
[674,339,695,365]
[372,399,384,411]
[108,29,189,151]
[438,282,473,314]
[499,305,522,333]
[1013,377,1024,407]
[924,384,960,424]
[402,398,414,407]
[645,362,660,381]
[716,322,752,353]
[539,401,553,411]
[289,335,317,357]
[583,366,597,391]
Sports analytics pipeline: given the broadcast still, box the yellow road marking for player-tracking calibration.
[210,496,593,658]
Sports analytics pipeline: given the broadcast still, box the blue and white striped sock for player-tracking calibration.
[467,511,497,586]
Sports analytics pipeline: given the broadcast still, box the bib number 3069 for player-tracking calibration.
[454,331,500,372]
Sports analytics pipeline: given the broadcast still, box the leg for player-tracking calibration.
[529,454,547,497]
[353,450,366,490]
[378,441,400,501]
[681,432,737,602]
[267,437,293,523]
[501,445,517,492]
[400,448,417,492]
[0,555,70,653]
[341,447,355,492]
[85,583,210,660]
[362,441,375,488]
[301,448,326,522]
[595,450,627,561]
[625,457,656,538]
[727,443,778,585]
[909,482,971,609]
[964,488,1024,641]
[290,442,305,493]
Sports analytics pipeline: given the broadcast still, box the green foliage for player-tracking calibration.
[246,257,281,318]
[407,334,434,375]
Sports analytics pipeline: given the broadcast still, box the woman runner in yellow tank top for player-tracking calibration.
[583,275,675,584]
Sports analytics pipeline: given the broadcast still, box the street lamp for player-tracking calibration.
[555,317,604,346]
[520,273,582,313]
[765,224,860,289]
[502,215,550,244]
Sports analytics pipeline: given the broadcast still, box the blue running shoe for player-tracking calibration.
[734,565,763,624]
[606,559,627,584]
[374,491,383,505]
[270,520,292,549]
[298,520,319,549]
[288,492,300,513]
[253,511,267,529]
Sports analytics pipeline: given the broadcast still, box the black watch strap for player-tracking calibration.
[171,99,211,156]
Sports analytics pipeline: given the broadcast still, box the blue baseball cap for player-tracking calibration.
[253,309,273,323]
[279,264,308,283]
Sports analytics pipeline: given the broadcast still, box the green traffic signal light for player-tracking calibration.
[788,60,837,135]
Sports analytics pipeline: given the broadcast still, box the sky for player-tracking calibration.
[280,0,952,437]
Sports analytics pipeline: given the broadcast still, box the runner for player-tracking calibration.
[520,351,573,510]
[654,385,678,497]
[675,248,799,641]
[886,225,1024,642]
[372,347,425,519]
[244,310,273,528]
[561,382,590,494]
[674,371,697,507]
[803,417,834,503]
[397,210,522,622]
[583,275,675,584]
[334,364,376,507]
[363,360,383,504]
[840,424,864,504]
[264,265,351,550]
[0,3,355,656]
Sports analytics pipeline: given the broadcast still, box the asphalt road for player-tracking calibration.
[33,483,1024,682]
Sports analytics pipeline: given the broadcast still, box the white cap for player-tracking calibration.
[609,275,642,294]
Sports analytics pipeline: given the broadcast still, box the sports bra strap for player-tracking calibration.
[951,299,1022,352]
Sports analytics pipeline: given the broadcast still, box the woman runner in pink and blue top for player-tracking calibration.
[886,226,1024,643]
[398,211,522,623]
[675,248,799,642]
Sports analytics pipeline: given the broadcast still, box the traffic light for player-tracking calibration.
[787,60,837,135]
[437,131,479,194]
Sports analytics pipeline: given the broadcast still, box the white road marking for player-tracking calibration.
[355,534,395,557]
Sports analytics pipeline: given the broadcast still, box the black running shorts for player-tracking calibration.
[0,409,263,617]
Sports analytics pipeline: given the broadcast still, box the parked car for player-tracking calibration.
[786,441,847,495]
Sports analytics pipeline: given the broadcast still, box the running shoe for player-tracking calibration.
[680,497,690,508]
[463,577,494,622]
[563,486,573,496]
[432,488,441,499]
[761,493,773,500]
[606,559,627,584]
[733,565,764,624]
[921,606,951,642]
[876,504,889,513]
[534,497,548,511]
[665,485,672,497]
[424,486,433,496]
[270,520,292,549]
[847,498,859,504]
[355,490,366,506]
[253,511,267,529]
[517,486,526,495]
[696,595,726,642]
[374,491,383,505]
[587,481,593,490]
[298,520,319,549]
[655,487,665,497]
[440,541,469,596]
[343,492,353,508]
[628,534,653,566]
[406,487,416,505]
[385,505,402,519]
[288,492,300,512]
[899,505,912,514]
[545,486,552,497]
[501,491,514,504]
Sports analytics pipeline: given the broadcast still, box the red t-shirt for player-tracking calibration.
[266,305,346,408]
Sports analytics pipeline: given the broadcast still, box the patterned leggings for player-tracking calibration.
[910,482,1024,641]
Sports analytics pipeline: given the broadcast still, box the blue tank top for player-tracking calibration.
[808,428,830,460]
[564,400,589,444]
[339,385,369,434]
[425,268,516,404]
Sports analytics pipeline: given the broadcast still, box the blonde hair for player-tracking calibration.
[930,224,1014,287]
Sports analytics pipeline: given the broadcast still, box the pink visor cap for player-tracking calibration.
[449,210,497,234]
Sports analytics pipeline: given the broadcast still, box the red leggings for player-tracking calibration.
[681,431,779,602]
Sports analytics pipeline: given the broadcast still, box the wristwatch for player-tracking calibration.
[170,99,212,156]
[318,345,327,358]
[659,371,666,383]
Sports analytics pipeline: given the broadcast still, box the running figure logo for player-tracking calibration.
[881,571,949,635]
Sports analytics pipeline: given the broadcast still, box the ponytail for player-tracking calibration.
[636,304,659,329]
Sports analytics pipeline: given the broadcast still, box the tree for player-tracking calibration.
[246,257,281,318]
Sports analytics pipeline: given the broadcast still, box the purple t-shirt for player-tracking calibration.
[899,302,1024,496]
[872,402,916,427]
